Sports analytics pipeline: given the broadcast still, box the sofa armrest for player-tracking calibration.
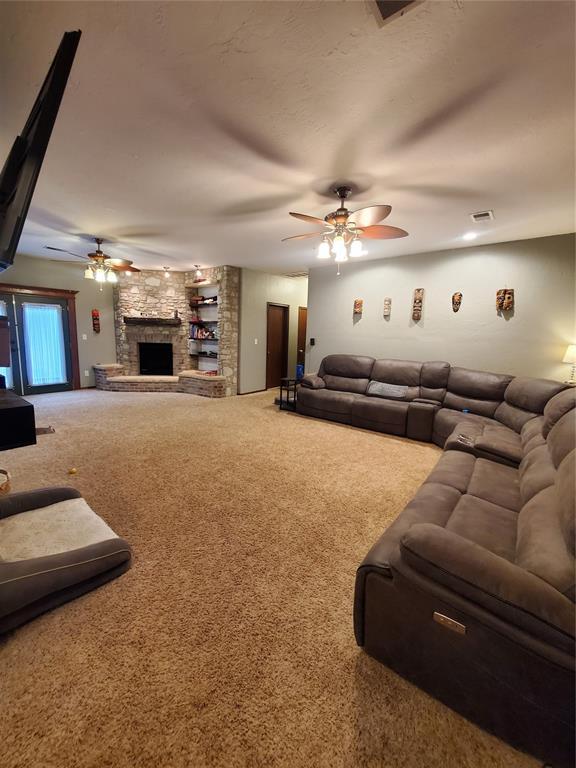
[300,374,325,390]
[400,523,575,646]
[0,487,82,520]
[407,401,438,442]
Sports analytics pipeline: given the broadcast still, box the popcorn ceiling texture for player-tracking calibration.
[0,389,536,768]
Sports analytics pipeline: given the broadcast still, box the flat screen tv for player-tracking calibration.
[0,30,81,272]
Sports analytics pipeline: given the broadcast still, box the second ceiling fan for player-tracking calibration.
[282,185,408,262]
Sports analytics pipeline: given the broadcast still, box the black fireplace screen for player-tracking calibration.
[138,342,173,375]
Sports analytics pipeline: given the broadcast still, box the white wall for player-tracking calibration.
[240,270,308,393]
[1,254,117,387]
[306,234,575,381]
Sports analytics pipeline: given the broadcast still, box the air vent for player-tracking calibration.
[470,210,494,223]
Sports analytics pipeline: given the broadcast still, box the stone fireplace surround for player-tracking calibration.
[105,266,240,396]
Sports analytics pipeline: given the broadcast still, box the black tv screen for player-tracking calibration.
[0,30,81,271]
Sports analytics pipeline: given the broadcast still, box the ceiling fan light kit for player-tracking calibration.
[45,237,140,290]
[282,185,408,270]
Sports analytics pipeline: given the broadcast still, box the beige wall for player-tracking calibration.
[306,234,576,381]
[1,254,117,387]
[239,270,308,393]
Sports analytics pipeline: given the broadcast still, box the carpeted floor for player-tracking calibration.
[0,389,538,768]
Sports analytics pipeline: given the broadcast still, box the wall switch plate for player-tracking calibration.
[82,333,87,341]
[254,338,258,344]
[84,370,89,377]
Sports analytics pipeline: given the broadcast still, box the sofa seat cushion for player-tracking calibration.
[467,458,521,512]
[0,497,117,561]
[351,398,408,434]
[444,420,522,467]
[446,494,518,561]
[296,387,361,415]
[432,408,491,446]
[424,450,476,493]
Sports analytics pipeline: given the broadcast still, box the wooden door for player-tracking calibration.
[297,306,307,368]
[266,303,289,389]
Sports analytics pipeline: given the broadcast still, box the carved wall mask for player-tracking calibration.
[452,292,463,312]
[412,288,424,322]
[383,297,392,318]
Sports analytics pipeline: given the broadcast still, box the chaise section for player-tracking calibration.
[354,380,575,767]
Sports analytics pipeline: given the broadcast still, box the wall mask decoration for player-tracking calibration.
[412,288,424,322]
[496,288,514,313]
[452,292,463,313]
[91,309,101,333]
[353,299,363,315]
[383,297,392,318]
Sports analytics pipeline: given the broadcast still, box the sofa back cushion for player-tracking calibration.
[556,450,575,564]
[543,388,576,438]
[519,444,555,504]
[516,485,575,600]
[319,355,374,395]
[496,378,567,433]
[420,361,450,401]
[370,359,421,400]
[443,367,513,417]
[547,409,575,469]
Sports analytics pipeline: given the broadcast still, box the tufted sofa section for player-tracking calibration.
[298,355,567,458]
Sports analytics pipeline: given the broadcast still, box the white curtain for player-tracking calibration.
[22,303,67,386]
[0,300,13,389]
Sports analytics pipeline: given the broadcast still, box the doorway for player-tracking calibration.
[297,306,307,369]
[0,286,79,395]
[266,303,289,389]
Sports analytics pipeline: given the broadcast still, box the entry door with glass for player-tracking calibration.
[0,293,73,395]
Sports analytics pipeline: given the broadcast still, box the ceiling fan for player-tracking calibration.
[282,185,408,263]
[45,237,140,289]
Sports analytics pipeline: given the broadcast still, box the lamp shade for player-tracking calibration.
[562,344,576,364]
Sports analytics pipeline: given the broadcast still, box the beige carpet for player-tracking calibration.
[0,390,537,768]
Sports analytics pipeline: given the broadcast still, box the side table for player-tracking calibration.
[279,378,298,411]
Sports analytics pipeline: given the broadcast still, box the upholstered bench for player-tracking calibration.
[0,487,132,633]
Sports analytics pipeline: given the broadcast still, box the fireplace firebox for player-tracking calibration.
[139,342,173,375]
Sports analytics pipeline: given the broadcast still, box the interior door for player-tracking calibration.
[297,306,307,368]
[266,303,289,389]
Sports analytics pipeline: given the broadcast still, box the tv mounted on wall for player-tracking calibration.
[0,30,81,272]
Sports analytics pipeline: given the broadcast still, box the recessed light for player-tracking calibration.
[462,232,478,241]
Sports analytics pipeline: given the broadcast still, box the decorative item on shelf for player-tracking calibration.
[562,344,576,384]
[0,468,10,495]
[353,299,363,315]
[163,266,171,279]
[190,295,204,306]
[91,309,100,333]
[174,309,179,319]
[383,297,392,318]
[452,292,463,313]
[496,288,514,313]
[412,288,424,321]
[192,265,208,284]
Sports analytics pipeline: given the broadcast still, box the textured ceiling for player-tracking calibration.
[0,1,574,273]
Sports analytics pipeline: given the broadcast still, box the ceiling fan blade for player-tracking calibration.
[289,212,329,227]
[358,225,409,240]
[45,246,88,260]
[105,257,132,267]
[281,231,325,242]
[349,205,392,227]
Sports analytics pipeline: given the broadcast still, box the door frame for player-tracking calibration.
[0,282,81,390]
[297,305,307,368]
[266,302,289,389]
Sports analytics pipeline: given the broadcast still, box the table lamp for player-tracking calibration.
[562,344,576,384]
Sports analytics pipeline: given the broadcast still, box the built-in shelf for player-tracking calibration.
[190,351,219,359]
[123,316,182,326]
[190,319,218,325]
[190,301,219,307]
[189,337,218,342]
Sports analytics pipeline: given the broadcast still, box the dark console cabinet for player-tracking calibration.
[0,390,36,450]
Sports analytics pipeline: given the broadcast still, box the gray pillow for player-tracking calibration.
[367,381,409,400]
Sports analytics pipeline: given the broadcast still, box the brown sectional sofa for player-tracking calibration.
[297,356,575,767]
